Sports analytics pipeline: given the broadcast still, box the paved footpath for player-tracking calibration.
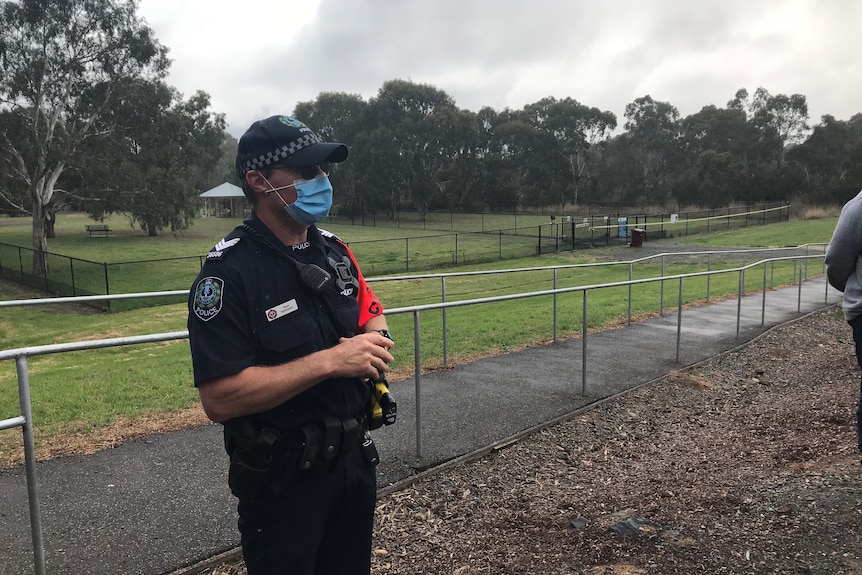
[0,277,843,575]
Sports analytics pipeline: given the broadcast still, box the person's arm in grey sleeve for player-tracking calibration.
[826,196,862,292]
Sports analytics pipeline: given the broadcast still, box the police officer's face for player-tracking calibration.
[259,167,298,202]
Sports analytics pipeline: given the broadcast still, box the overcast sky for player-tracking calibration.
[137,0,862,137]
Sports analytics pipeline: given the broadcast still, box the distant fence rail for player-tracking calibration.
[329,202,789,233]
[0,248,204,311]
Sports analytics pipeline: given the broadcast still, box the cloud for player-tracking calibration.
[138,0,862,136]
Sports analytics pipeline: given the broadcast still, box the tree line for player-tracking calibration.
[305,82,860,219]
[2,0,861,276]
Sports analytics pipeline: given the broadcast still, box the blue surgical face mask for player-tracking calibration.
[262,173,333,226]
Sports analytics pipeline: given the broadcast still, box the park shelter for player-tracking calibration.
[199,182,249,218]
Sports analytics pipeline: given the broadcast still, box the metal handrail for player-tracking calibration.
[0,244,826,310]
[0,249,833,575]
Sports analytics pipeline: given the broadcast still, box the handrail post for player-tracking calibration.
[413,311,423,460]
[761,263,768,326]
[706,252,712,301]
[581,290,588,396]
[659,255,665,315]
[798,266,803,313]
[441,277,448,367]
[627,263,633,324]
[676,278,683,363]
[17,356,47,575]
[736,270,744,339]
[553,268,558,342]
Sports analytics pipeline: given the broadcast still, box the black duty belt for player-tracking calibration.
[296,415,365,471]
[226,414,372,500]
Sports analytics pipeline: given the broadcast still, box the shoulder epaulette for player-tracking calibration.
[318,227,346,246]
[205,236,242,261]
[318,227,340,240]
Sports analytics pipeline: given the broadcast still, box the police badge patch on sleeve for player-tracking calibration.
[193,277,225,321]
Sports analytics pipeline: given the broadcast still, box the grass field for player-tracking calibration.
[0,213,568,301]
[0,212,838,463]
[0,208,802,301]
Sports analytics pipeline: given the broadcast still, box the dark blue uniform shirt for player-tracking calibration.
[187,214,383,432]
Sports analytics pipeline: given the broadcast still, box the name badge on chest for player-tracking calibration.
[266,299,298,322]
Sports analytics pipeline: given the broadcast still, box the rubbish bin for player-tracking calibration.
[630,228,645,247]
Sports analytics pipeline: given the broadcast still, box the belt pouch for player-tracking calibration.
[297,424,322,471]
[227,427,280,500]
[341,417,361,452]
[321,417,342,461]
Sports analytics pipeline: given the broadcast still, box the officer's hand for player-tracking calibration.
[332,335,394,380]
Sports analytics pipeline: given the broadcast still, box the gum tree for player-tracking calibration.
[78,79,225,236]
[0,0,168,274]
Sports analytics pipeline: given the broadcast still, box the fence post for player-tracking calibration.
[104,263,111,312]
[70,259,77,296]
[405,238,409,272]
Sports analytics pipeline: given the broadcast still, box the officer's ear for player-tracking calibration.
[246,170,272,194]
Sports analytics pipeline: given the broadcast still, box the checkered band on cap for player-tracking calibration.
[241,133,322,174]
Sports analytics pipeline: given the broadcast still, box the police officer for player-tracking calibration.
[187,115,394,575]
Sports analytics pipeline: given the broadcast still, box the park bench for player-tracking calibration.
[85,224,112,237]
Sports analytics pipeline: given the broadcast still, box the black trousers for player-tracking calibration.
[848,315,862,453]
[237,444,377,575]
